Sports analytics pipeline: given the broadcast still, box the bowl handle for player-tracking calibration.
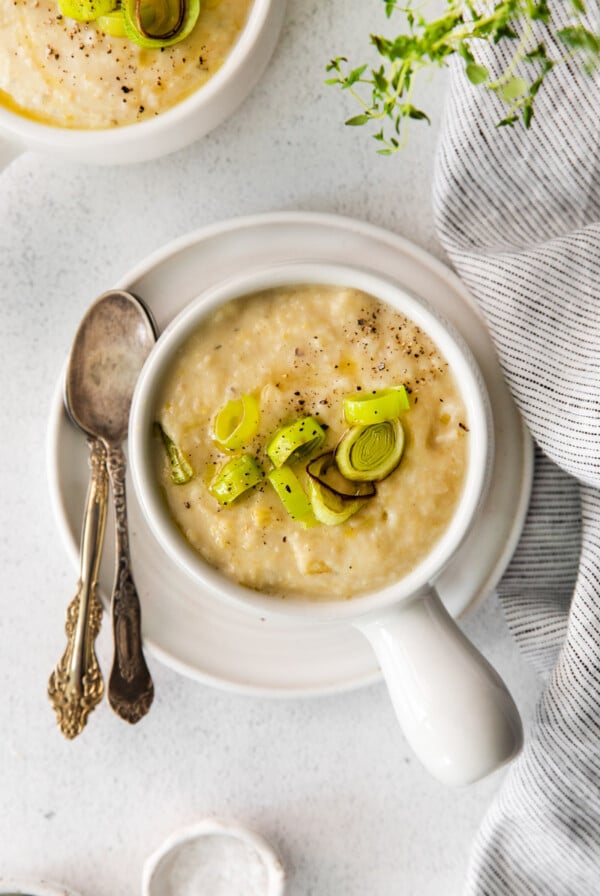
[353,588,523,785]
[0,135,23,172]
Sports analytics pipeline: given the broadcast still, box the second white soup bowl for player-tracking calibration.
[129,262,523,786]
[0,0,284,168]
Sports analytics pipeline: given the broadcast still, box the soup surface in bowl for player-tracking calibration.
[153,284,469,600]
[0,0,252,129]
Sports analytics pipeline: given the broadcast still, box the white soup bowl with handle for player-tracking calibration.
[128,261,523,786]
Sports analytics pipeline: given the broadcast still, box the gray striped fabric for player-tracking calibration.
[433,4,600,892]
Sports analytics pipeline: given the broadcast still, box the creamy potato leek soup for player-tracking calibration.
[0,0,252,129]
[154,284,469,600]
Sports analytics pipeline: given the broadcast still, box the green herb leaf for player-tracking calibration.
[494,24,518,41]
[499,76,529,101]
[558,26,600,53]
[345,64,368,86]
[497,114,519,128]
[531,0,551,20]
[326,56,347,72]
[465,62,489,85]
[346,113,372,126]
[457,42,475,64]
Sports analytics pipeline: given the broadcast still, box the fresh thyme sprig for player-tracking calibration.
[326,0,599,154]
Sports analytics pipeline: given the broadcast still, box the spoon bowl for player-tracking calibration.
[66,293,157,444]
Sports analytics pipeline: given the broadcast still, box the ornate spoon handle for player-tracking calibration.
[106,443,154,723]
[48,437,108,738]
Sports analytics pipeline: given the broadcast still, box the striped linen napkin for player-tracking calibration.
[433,5,600,893]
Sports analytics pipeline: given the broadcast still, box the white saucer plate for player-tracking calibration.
[47,212,533,697]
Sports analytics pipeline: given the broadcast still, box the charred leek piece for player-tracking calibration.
[267,417,326,468]
[58,0,117,22]
[155,423,194,484]
[213,394,260,451]
[122,0,200,48]
[336,420,404,482]
[343,386,409,425]
[307,453,376,497]
[209,454,263,506]
[97,9,127,36]
[306,453,375,526]
[268,467,316,526]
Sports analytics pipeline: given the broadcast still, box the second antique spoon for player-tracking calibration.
[64,289,157,725]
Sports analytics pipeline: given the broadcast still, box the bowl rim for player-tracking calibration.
[0,0,275,147]
[0,880,82,896]
[129,260,492,623]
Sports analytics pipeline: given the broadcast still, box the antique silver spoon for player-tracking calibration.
[48,290,157,736]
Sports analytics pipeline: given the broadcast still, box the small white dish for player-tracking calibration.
[46,212,533,696]
[142,819,285,896]
[0,881,81,896]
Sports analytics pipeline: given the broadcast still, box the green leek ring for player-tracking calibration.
[209,454,263,506]
[336,420,405,482]
[122,0,200,48]
[306,452,376,497]
[135,0,184,38]
[268,467,316,526]
[58,0,117,22]
[266,416,326,468]
[213,394,260,451]
[155,423,194,484]
[97,9,127,35]
[306,453,375,526]
[343,386,409,426]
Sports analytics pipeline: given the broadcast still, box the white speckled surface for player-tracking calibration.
[0,2,542,894]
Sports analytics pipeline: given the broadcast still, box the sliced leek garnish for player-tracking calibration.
[307,453,376,497]
[336,419,405,482]
[343,386,409,425]
[122,0,200,48]
[268,467,316,527]
[266,416,326,468]
[58,0,117,22]
[97,8,127,35]
[209,454,263,506]
[57,0,199,46]
[155,423,194,484]
[213,394,260,451]
[306,453,375,526]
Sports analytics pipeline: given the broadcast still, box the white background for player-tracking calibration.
[0,2,541,894]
